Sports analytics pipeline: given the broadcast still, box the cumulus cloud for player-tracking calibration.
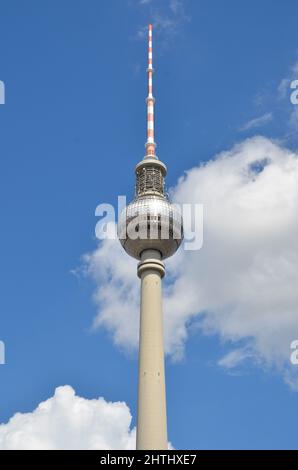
[0,386,135,450]
[84,136,298,386]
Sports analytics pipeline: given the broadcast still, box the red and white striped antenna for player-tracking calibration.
[145,24,156,158]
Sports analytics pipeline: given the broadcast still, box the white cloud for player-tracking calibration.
[84,136,298,386]
[171,136,298,373]
[84,237,139,351]
[239,113,273,131]
[0,386,135,450]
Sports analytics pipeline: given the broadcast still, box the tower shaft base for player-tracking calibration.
[136,249,168,450]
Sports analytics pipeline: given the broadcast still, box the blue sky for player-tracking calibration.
[0,0,298,450]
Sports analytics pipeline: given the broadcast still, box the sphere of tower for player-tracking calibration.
[118,194,183,260]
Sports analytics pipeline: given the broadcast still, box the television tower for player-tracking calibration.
[118,24,183,450]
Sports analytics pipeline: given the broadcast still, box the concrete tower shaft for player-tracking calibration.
[136,249,167,449]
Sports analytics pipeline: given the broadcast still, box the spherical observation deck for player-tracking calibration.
[118,157,183,260]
